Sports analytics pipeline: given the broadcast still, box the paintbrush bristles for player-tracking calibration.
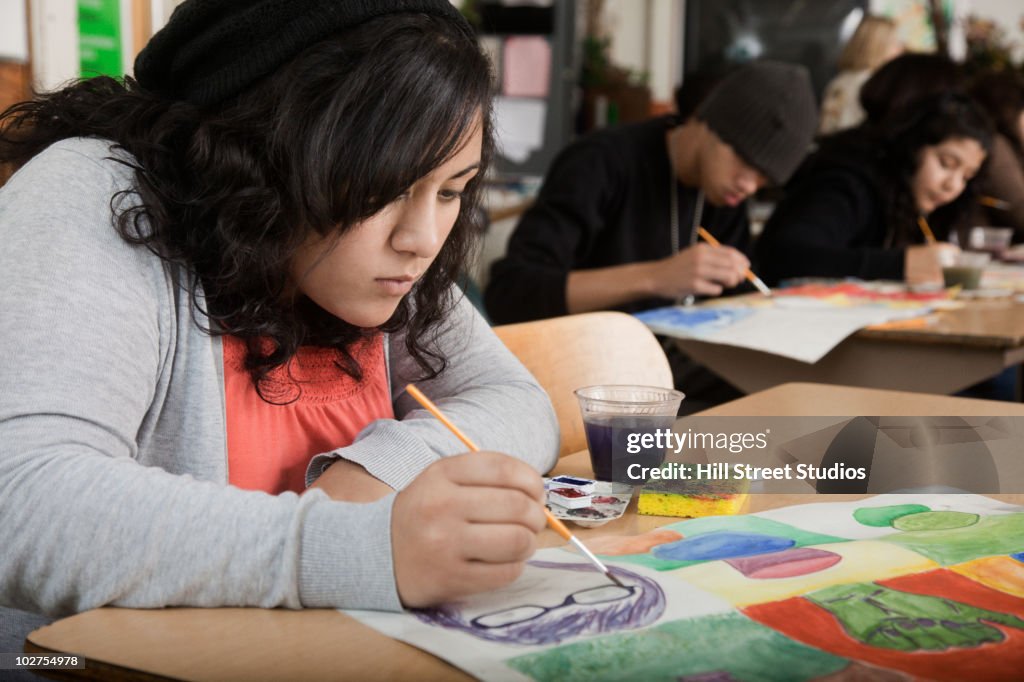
[749,274,772,297]
[696,226,771,297]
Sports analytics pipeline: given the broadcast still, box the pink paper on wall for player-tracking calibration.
[502,36,551,97]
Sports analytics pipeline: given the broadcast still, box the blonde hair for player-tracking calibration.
[838,15,899,71]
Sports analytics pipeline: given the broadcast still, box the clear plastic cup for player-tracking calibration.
[575,385,685,482]
[967,226,1013,259]
[942,251,990,290]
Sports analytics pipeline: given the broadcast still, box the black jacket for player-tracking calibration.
[485,117,750,324]
[755,130,915,286]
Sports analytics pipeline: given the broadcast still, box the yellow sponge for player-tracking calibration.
[637,478,749,518]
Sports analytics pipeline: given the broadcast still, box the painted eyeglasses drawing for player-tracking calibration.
[469,584,638,629]
[414,561,666,645]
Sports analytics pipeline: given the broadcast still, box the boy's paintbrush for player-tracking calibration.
[696,227,771,296]
[404,384,624,588]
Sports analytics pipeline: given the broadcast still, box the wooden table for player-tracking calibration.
[676,297,1024,395]
[26,385,1024,682]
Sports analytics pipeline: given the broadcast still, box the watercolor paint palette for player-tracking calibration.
[545,475,595,494]
[547,487,592,509]
[543,479,634,528]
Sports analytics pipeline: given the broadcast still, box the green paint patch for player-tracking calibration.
[892,511,979,532]
[807,581,1024,652]
[604,516,846,572]
[507,612,847,682]
[853,504,931,527]
[881,513,1024,565]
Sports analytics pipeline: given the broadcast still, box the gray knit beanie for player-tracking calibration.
[134,0,472,106]
[695,60,817,185]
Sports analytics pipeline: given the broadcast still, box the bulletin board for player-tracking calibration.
[78,0,122,78]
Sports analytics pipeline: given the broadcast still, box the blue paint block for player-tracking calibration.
[651,531,795,562]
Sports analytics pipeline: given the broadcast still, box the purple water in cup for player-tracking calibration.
[575,385,685,483]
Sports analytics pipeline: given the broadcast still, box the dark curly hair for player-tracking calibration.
[0,13,494,402]
[859,53,966,125]
[818,93,992,247]
[877,93,992,246]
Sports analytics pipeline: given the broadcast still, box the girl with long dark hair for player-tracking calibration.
[0,0,558,656]
[756,93,992,285]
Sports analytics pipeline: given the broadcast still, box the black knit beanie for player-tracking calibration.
[695,60,817,185]
[134,0,471,106]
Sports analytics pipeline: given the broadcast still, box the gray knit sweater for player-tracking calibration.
[0,138,559,656]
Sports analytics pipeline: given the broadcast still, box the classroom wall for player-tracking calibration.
[964,0,1024,62]
[602,0,683,107]
[25,0,176,91]
[602,0,1024,111]
[0,1,29,62]
[604,0,647,81]
[150,0,687,107]
[0,1,31,129]
[30,0,78,91]
[18,1,1020,110]
[864,0,1024,61]
[647,0,683,106]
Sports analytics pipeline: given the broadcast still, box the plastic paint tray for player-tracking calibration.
[543,479,634,528]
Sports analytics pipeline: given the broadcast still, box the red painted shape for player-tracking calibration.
[880,569,1024,615]
[744,569,1024,682]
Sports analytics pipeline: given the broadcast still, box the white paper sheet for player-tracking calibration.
[637,299,929,363]
[349,555,731,681]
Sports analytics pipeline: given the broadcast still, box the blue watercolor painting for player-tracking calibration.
[651,532,796,563]
[634,306,752,337]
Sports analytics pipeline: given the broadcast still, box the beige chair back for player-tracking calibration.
[493,312,673,457]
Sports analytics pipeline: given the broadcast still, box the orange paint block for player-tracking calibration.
[952,556,1024,599]
[585,529,685,556]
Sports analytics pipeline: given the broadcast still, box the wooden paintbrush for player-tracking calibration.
[696,226,771,296]
[404,384,624,588]
[917,216,937,244]
[979,195,1011,211]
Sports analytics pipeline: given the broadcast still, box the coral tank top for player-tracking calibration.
[222,334,394,494]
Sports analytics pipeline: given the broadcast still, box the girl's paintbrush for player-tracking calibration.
[917,216,937,244]
[404,384,624,588]
[695,226,771,296]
